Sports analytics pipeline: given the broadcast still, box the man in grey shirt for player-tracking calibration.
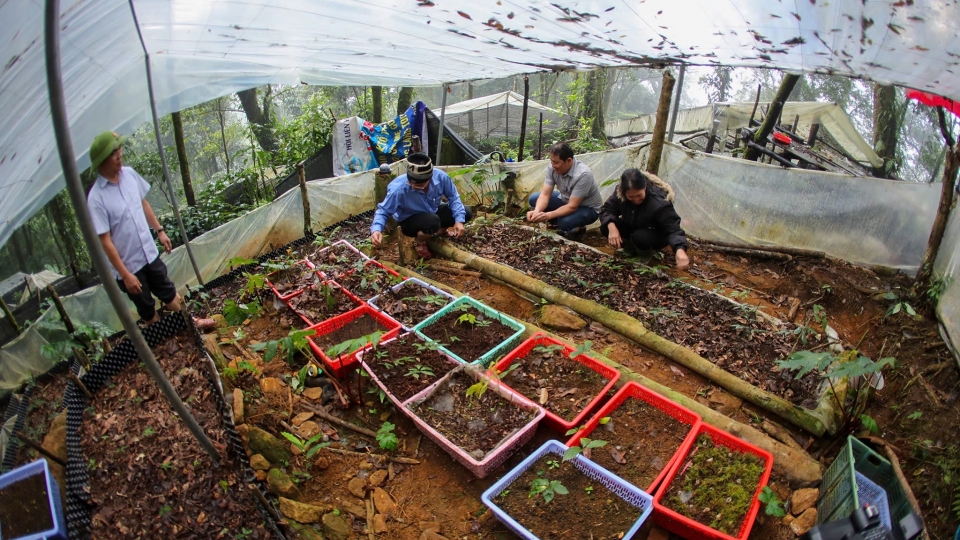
[526,142,603,240]
[87,131,181,325]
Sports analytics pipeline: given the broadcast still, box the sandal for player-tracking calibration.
[413,241,432,259]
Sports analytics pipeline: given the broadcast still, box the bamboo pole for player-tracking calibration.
[517,76,530,162]
[744,74,801,161]
[646,70,676,176]
[694,238,825,259]
[298,162,311,237]
[384,262,822,484]
[428,240,829,436]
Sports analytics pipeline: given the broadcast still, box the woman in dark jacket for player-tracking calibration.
[599,168,690,269]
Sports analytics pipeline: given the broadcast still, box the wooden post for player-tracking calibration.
[537,112,544,160]
[704,119,720,154]
[0,296,19,335]
[744,74,801,161]
[517,76,530,162]
[915,117,958,295]
[748,84,762,126]
[45,284,74,334]
[808,124,820,148]
[646,70,676,176]
[297,162,311,237]
[791,114,800,134]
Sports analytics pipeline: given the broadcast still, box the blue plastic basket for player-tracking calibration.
[413,296,525,367]
[367,277,456,332]
[0,459,67,540]
[854,472,892,530]
[481,440,654,540]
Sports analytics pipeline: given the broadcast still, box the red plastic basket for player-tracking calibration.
[493,332,620,433]
[266,259,318,300]
[566,381,701,493]
[282,279,364,326]
[652,423,773,540]
[306,304,401,377]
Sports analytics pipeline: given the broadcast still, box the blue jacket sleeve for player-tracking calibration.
[371,186,400,233]
[440,171,467,223]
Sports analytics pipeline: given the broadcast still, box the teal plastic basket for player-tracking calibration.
[412,296,525,367]
[817,436,910,528]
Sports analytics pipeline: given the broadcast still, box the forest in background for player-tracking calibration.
[1,65,954,283]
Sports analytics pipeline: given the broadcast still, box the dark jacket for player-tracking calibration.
[599,185,688,251]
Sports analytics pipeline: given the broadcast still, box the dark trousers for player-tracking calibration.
[398,204,474,237]
[600,219,669,251]
[116,257,178,320]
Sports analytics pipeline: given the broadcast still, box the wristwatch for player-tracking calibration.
[156,228,165,234]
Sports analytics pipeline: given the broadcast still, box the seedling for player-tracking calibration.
[376,421,399,451]
[547,459,561,470]
[563,437,607,461]
[242,272,267,297]
[532,344,564,356]
[251,327,318,365]
[223,299,262,326]
[142,426,157,437]
[457,313,477,326]
[281,431,330,459]
[758,486,786,517]
[528,477,569,503]
[405,364,435,380]
[570,340,593,359]
[324,330,385,360]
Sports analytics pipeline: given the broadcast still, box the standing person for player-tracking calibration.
[526,142,603,240]
[86,131,182,324]
[370,152,472,259]
[600,168,690,269]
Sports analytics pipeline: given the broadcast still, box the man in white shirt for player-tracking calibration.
[86,131,181,325]
[526,142,603,240]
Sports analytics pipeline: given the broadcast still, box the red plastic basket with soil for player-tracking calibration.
[404,365,546,478]
[493,332,620,433]
[357,333,461,410]
[309,239,370,278]
[652,423,774,540]
[283,279,364,326]
[306,304,401,377]
[265,259,318,300]
[566,381,702,493]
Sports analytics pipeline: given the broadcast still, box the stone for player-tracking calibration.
[348,477,367,498]
[287,521,324,540]
[372,487,396,517]
[211,314,227,328]
[419,531,449,540]
[373,514,388,533]
[339,500,366,518]
[538,304,587,331]
[260,377,288,405]
[369,469,388,487]
[255,470,267,481]
[235,423,250,437]
[313,455,331,470]
[302,387,325,400]
[790,508,817,535]
[267,468,301,500]
[783,513,795,526]
[232,388,244,423]
[708,391,743,416]
[322,512,351,540]
[279,497,329,523]
[292,411,314,426]
[202,332,229,369]
[247,426,292,465]
[790,488,819,516]
[298,420,321,438]
[646,526,670,540]
[41,411,68,505]
[358,461,374,471]
[249,454,271,471]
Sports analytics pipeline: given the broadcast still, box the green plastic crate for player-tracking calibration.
[817,436,911,527]
[412,296,525,367]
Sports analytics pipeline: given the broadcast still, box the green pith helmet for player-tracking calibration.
[89,131,125,173]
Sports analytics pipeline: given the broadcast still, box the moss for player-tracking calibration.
[666,434,764,535]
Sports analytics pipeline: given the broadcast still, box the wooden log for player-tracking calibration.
[745,74,801,161]
[427,240,830,436]
[68,372,93,399]
[321,446,420,465]
[0,296,20,335]
[749,84,761,125]
[707,245,793,261]
[914,141,958,294]
[381,262,823,484]
[301,402,378,439]
[646,70,676,176]
[867,439,930,540]
[693,238,825,259]
[45,284,75,334]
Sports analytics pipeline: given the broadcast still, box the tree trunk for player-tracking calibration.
[581,69,606,139]
[430,239,832,436]
[646,70,676,176]
[10,228,27,272]
[237,87,278,154]
[217,100,231,176]
[873,84,901,178]
[744,73,801,161]
[914,144,959,294]
[372,86,383,124]
[171,111,197,206]
[50,191,81,273]
[44,206,67,270]
[396,87,414,115]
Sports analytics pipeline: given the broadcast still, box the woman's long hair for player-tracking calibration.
[618,168,648,200]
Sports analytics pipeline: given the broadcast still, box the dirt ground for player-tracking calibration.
[5,218,958,540]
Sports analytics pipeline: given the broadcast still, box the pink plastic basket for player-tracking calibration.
[335,259,403,301]
[310,239,370,267]
[493,332,620,433]
[282,279,364,326]
[357,333,461,411]
[566,381,701,493]
[404,365,546,478]
[306,304,401,377]
[652,423,773,540]
[266,259,318,300]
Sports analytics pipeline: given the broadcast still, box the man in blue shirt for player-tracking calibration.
[370,153,472,259]
[86,131,181,325]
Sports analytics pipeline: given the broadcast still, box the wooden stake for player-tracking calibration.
[745,74,801,161]
[73,347,91,370]
[0,295,20,335]
[365,495,376,540]
[517,76,530,162]
[301,403,378,438]
[914,141,958,294]
[14,431,66,467]
[68,372,93,399]
[298,162,311,237]
[646,70,676,176]
[45,284,74,334]
[748,84,762,125]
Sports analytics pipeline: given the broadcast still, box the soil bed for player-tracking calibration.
[500,345,610,422]
[417,306,515,363]
[268,263,318,297]
[586,400,689,490]
[663,433,765,536]
[0,471,53,538]
[371,280,452,329]
[285,282,359,324]
[312,312,389,351]
[360,335,458,402]
[310,242,369,270]
[495,454,642,539]
[336,263,403,299]
[79,326,273,539]
[408,370,537,459]
[458,222,823,408]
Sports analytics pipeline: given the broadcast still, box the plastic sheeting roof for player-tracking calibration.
[439,91,562,116]
[2,0,959,249]
[607,102,883,167]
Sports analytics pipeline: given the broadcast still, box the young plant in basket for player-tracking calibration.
[529,472,569,503]
[251,327,317,366]
[324,330,385,362]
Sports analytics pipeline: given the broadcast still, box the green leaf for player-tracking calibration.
[776,350,834,379]
[552,483,569,495]
[263,341,280,362]
[280,432,305,451]
[860,414,879,435]
[562,446,582,462]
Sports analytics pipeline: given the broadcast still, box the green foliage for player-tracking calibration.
[456,313,477,326]
[448,164,510,211]
[324,330,385,360]
[376,422,399,451]
[532,344,564,355]
[758,486,787,517]
[227,256,257,269]
[528,477,569,503]
[243,272,267,297]
[405,364,435,380]
[223,299,262,326]
[562,437,607,462]
[925,271,954,307]
[860,414,879,435]
[281,431,330,459]
[570,340,593,359]
[251,327,317,364]
[466,380,489,400]
[40,321,114,363]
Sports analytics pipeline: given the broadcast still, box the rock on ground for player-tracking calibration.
[246,426,292,465]
[790,487,819,516]
[539,304,587,331]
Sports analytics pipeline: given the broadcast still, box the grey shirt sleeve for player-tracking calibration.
[569,170,596,200]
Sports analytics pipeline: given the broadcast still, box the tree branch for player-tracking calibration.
[937,106,956,148]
